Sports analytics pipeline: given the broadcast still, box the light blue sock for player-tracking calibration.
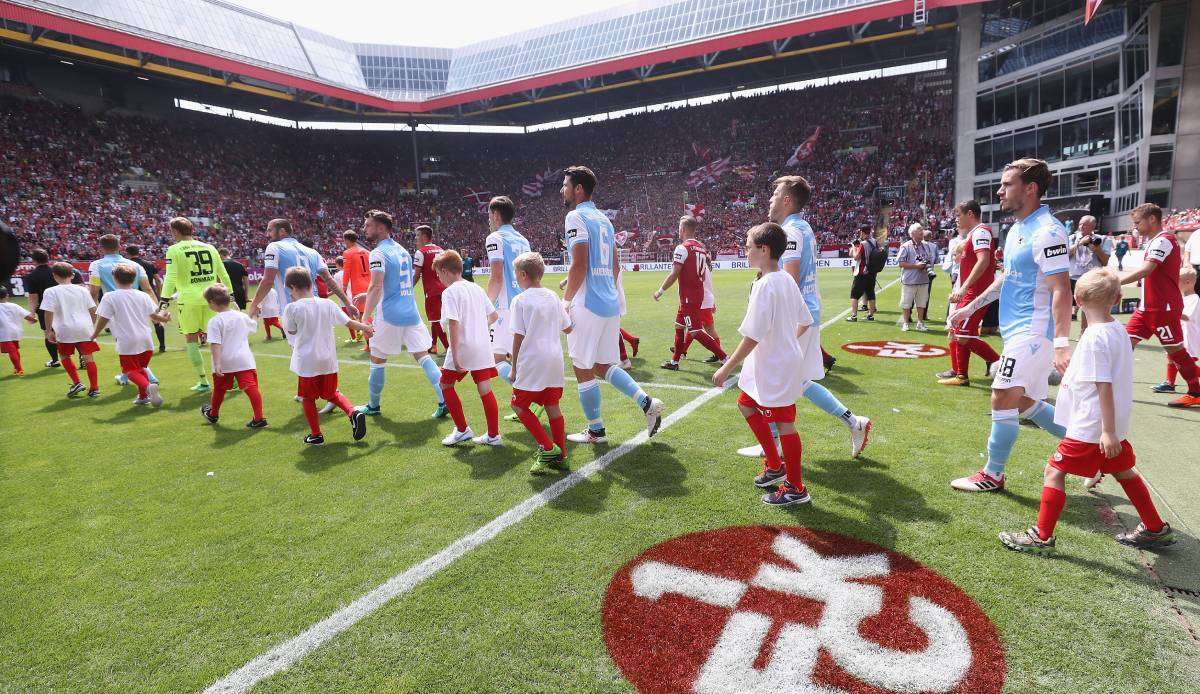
[769,422,779,439]
[1022,401,1067,440]
[984,409,1020,477]
[368,363,386,408]
[605,366,648,408]
[418,355,443,403]
[144,366,157,382]
[496,360,512,384]
[803,381,855,427]
[578,380,604,431]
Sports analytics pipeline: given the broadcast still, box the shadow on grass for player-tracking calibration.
[375,415,440,448]
[539,440,688,515]
[448,439,529,481]
[295,440,379,473]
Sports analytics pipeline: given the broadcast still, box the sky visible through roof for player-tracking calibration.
[228,0,633,47]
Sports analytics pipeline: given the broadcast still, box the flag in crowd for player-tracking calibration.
[686,157,731,188]
[1084,0,1105,24]
[521,169,556,197]
[733,163,756,181]
[691,142,712,161]
[685,202,705,220]
[463,189,491,213]
[786,127,822,167]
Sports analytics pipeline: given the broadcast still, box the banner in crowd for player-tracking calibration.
[785,127,821,167]
[686,157,731,188]
[521,169,555,197]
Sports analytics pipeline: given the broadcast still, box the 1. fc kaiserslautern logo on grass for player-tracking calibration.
[602,526,1003,693]
[842,341,949,359]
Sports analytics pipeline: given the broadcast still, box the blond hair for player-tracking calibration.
[432,249,463,275]
[513,251,545,281]
[111,262,138,286]
[1181,265,1197,287]
[203,283,232,306]
[1074,268,1121,308]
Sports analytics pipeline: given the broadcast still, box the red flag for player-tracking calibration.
[685,202,705,220]
[686,157,731,188]
[691,142,712,161]
[786,127,822,168]
[1084,0,1104,24]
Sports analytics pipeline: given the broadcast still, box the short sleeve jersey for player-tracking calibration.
[508,286,570,391]
[736,272,818,407]
[161,239,231,303]
[263,238,324,311]
[223,260,248,293]
[369,237,421,327]
[283,297,349,377]
[96,288,156,355]
[486,225,532,312]
[40,283,95,343]
[88,254,146,292]
[440,280,496,372]
[1053,321,1133,442]
[206,310,258,373]
[341,245,372,296]
[672,239,710,309]
[779,213,821,324]
[958,224,995,298]
[999,205,1069,340]
[413,244,446,297]
[0,302,31,341]
[1141,232,1183,313]
[564,201,620,318]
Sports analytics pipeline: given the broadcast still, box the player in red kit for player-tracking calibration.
[412,225,448,354]
[939,200,1001,386]
[655,215,726,370]
[1120,203,1200,407]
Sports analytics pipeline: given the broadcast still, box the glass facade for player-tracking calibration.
[977,8,1123,83]
[12,0,898,102]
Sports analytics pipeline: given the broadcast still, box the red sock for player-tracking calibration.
[1035,486,1066,539]
[441,383,468,431]
[620,328,637,342]
[245,383,264,420]
[8,350,21,372]
[302,398,321,436]
[1117,474,1165,532]
[62,358,80,384]
[619,336,628,362]
[517,408,553,450]
[671,326,687,362]
[329,391,353,416]
[949,340,965,376]
[692,330,726,359]
[210,382,228,417]
[1166,361,1177,386]
[1168,350,1200,393]
[263,322,273,339]
[84,361,98,390]
[779,432,803,489]
[745,411,782,469]
[821,346,832,362]
[549,415,566,453]
[480,390,500,437]
[127,368,149,398]
[349,327,358,340]
[431,323,447,349]
[967,338,1001,366]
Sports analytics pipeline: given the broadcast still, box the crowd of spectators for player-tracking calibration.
[1,73,954,265]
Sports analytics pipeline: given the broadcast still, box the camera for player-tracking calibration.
[1090,236,1103,245]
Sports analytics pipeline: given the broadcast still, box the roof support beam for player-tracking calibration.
[29,26,46,42]
[525,87,543,101]
[634,65,654,80]
[769,37,791,56]
[700,51,720,68]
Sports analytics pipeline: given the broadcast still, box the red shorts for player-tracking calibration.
[1125,309,1184,347]
[440,366,498,385]
[950,298,988,338]
[0,340,18,355]
[118,350,153,372]
[263,317,282,328]
[425,293,443,322]
[737,391,796,423]
[675,306,714,330]
[56,341,100,357]
[511,387,564,409]
[215,369,259,391]
[1049,437,1136,477]
[297,373,340,400]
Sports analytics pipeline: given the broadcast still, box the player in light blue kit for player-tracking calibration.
[737,176,872,460]
[351,209,448,420]
[483,196,530,381]
[948,158,1072,492]
[560,166,665,443]
[88,233,160,386]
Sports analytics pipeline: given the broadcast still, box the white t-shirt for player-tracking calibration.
[207,310,258,374]
[0,302,31,341]
[40,283,96,343]
[736,271,820,407]
[332,270,345,289]
[282,297,349,377]
[1053,320,1133,443]
[509,287,570,391]
[96,289,157,355]
[440,280,496,372]
[261,288,281,318]
[1183,293,1200,356]
[1184,231,1200,265]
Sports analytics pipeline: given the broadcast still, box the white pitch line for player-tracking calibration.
[816,275,902,331]
[203,382,730,694]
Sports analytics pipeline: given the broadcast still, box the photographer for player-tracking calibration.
[847,226,879,321]
[1067,215,1111,330]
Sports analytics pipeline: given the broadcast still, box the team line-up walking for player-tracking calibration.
[5,161,1191,536]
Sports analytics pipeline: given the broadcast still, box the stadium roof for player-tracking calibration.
[1,0,978,116]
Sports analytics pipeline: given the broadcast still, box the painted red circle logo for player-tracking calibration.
[842,341,949,359]
[602,526,1003,693]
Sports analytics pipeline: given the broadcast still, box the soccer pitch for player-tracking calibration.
[2,268,1198,692]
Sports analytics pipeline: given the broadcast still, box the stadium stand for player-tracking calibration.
[2,74,953,264]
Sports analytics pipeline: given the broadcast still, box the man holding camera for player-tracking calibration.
[1067,215,1111,330]
[847,226,878,321]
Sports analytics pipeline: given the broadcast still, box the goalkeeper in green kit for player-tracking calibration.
[157,217,231,392]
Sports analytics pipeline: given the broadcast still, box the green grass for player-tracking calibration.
[1,268,1197,693]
